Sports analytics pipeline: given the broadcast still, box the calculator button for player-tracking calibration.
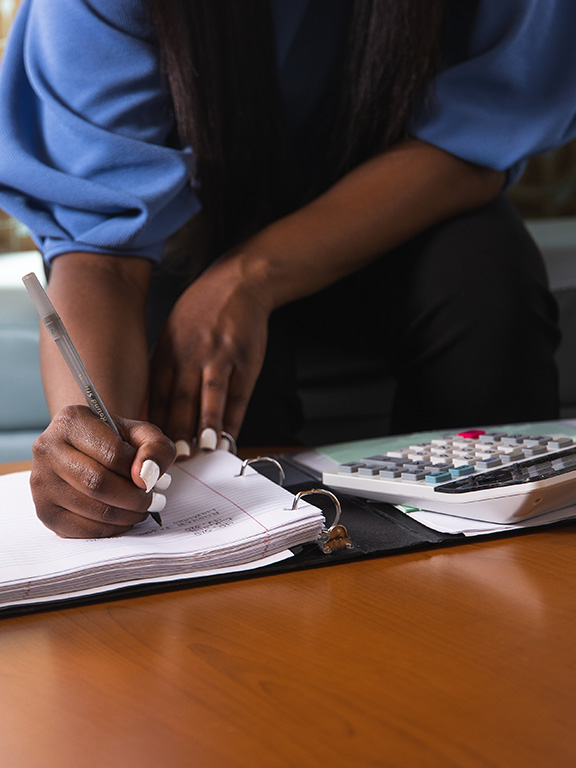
[379,469,402,478]
[357,464,383,476]
[478,432,506,442]
[499,450,525,463]
[431,438,453,448]
[449,465,475,477]
[547,437,574,450]
[401,471,426,481]
[501,434,530,445]
[452,457,477,467]
[475,448,498,458]
[403,462,427,471]
[457,429,486,439]
[430,454,452,465]
[337,462,364,473]
[523,445,547,457]
[522,436,551,447]
[475,457,501,469]
[425,471,452,484]
[428,462,452,471]
[476,441,499,452]
[408,452,432,462]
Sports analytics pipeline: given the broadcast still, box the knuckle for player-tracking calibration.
[233,345,253,366]
[80,465,108,497]
[54,404,83,433]
[32,431,51,460]
[102,439,127,470]
[204,376,227,392]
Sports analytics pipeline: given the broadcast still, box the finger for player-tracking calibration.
[35,493,149,538]
[36,436,151,510]
[150,349,200,458]
[164,375,200,456]
[32,408,171,536]
[221,366,259,443]
[30,457,151,538]
[116,417,176,490]
[197,362,234,450]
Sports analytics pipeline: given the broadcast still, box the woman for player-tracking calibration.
[1,0,575,537]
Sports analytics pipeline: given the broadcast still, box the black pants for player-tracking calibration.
[240,195,561,445]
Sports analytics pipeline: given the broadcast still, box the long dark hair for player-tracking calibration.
[148,0,445,252]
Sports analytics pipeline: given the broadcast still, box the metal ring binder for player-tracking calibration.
[220,431,237,455]
[291,489,353,554]
[238,456,286,486]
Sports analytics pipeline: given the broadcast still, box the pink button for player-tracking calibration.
[457,429,486,440]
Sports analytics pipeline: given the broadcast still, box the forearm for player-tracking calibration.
[226,139,505,311]
[40,252,152,418]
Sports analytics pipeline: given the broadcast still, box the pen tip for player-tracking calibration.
[149,511,163,526]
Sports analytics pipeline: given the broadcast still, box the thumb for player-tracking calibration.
[116,416,176,492]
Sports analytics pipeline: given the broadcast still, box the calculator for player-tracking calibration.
[321,430,576,524]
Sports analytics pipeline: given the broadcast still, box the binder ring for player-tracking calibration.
[239,456,285,486]
[220,431,237,455]
[291,489,342,535]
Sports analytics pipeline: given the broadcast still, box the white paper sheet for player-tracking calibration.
[0,451,325,609]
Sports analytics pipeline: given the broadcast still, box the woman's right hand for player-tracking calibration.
[30,405,176,538]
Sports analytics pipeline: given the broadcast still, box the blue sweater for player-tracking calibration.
[1,0,576,264]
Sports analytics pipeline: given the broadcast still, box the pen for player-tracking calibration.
[22,272,163,526]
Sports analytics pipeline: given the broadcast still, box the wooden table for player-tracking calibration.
[1,461,576,767]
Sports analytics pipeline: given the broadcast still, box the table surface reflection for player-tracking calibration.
[1,461,575,767]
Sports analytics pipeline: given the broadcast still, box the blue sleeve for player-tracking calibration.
[411,0,576,185]
[0,0,199,265]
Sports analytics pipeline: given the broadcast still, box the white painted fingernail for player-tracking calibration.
[198,427,218,451]
[175,439,191,459]
[218,431,237,453]
[219,435,232,452]
[147,492,167,513]
[154,472,172,491]
[140,459,160,493]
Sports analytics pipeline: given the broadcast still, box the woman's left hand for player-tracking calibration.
[149,255,272,451]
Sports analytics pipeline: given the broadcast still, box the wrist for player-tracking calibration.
[208,243,282,314]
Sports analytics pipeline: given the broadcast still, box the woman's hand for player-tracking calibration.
[150,141,505,452]
[149,255,272,452]
[30,405,176,538]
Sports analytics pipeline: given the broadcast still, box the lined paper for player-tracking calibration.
[0,451,325,610]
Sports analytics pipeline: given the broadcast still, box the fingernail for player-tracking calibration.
[147,492,167,513]
[140,459,160,493]
[175,439,191,459]
[198,427,218,451]
[154,472,172,491]
[219,435,232,452]
[218,431,237,454]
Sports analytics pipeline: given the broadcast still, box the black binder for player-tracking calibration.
[3,443,575,617]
